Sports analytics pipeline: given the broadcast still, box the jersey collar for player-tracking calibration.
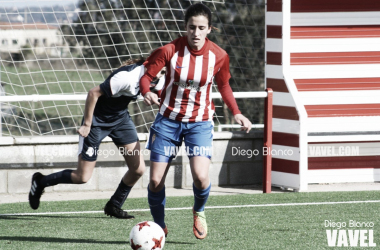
[186,36,210,56]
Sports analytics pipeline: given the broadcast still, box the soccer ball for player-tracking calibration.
[129,221,165,250]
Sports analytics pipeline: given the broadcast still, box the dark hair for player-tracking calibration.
[118,57,145,68]
[184,3,212,27]
[118,47,162,68]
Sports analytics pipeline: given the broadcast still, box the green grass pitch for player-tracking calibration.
[1,191,379,249]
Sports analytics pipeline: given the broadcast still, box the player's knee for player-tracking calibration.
[149,179,163,192]
[128,162,145,177]
[136,165,145,177]
[131,167,145,179]
[75,174,91,184]
[193,175,209,188]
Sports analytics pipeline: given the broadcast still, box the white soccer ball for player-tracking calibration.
[129,221,165,250]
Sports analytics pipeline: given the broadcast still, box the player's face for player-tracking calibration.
[152,67,166,82]
[185,15,211,51]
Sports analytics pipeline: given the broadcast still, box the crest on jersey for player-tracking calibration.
[208,67,214,77]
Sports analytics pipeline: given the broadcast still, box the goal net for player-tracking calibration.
[0,0,264,136]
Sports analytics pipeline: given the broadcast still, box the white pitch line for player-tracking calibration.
[1,200,380,217]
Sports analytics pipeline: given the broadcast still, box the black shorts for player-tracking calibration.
[78,116,139,162]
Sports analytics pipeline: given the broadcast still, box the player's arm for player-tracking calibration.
[218,83,252,133]
[149,68,166,99]
[77,86,103,137]
[140,47,169,106]
[215,55,252,133]
[217,82,252,133]
[141,72,159,106]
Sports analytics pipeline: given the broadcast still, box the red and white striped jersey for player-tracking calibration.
[140,36,240,122]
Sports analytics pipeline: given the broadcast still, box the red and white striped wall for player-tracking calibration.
[266,0,307,190]
[265,0,380,190]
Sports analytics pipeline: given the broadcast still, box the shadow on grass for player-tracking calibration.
[0,216,35,220]
[212,185,288,194]
[0,236,126,244]
[0,236,195,246]
[0,215,109,220]
[166,241,195,245]
[0,212,148,219]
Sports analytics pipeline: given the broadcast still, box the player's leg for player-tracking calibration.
[28,156,97,210]
[71,155,97,183]
[120,141,145,186]
[104,116,143,219]
[104,141,144,219]
[146,113,181,235]
[184,121,213,239]
[28,126,104,210]
[190,156,211,240]
[191,156,211,206]
[148,159,170,236]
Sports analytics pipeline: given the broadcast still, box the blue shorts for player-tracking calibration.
[78,115,138,162]
[147,113,213,162]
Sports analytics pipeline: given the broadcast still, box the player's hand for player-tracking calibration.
[234,114,252,133]
[143,92,160,106]
[77,125,91,137]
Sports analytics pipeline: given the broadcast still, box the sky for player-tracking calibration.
[1,0,79,8]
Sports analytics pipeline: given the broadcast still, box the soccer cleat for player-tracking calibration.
[28,172,45,210]
[193,209,208,240]
[104,201,135,219]
[163,226,168,237]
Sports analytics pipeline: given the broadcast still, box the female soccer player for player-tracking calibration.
[140,3,252,239]
[28,58,166,219]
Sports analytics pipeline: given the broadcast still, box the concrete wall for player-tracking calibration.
[0,131,263,194]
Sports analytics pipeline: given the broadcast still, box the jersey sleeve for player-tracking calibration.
[152,76,165,92]
[109,74,128,95]
[100,71,136,98]
[214,54,241,115]
[99,79,112,98]
[140,45,172,96]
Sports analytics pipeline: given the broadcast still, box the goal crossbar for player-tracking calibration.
[0,92,268,102]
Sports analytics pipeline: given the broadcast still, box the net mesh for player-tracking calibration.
[0,0,265,136]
